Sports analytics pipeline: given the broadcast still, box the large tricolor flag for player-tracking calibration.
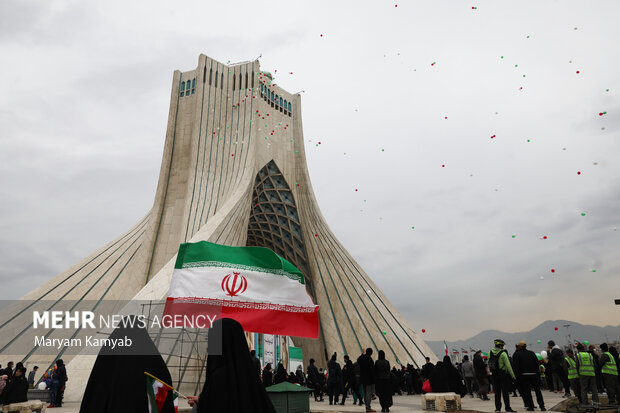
[163,241,319,338]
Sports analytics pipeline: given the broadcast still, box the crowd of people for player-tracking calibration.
[251,338,619,413]
[2,328,618,412]
[0,360,67,409]
[486,339,620,412]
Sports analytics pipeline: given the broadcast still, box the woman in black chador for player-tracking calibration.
[273,363,288,384]
[262,363,273,387]
[374,350,393,412]
[189,318,276,413]
[79,316,175,413]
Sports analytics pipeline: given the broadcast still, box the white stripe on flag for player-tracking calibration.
[168,267,315,307]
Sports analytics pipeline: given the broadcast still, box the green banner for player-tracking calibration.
[289,346,303,360]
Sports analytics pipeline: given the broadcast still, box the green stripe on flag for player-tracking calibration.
[146,376,159,413]
[174,241,306,284]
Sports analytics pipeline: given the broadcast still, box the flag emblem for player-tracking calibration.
[221,272,247,297]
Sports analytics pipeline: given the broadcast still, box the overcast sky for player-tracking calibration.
[1,0,619,341]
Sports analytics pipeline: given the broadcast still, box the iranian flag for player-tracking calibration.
[163,241,319,338]
[146,374,177,413]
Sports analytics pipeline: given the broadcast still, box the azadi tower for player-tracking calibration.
[0,54,434,399]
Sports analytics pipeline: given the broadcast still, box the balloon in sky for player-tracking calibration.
[554,327,558,331]
[584,340,590,346]
[421,329,426,333]
[537,340,542,344]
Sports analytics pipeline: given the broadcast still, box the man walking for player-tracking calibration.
[490,339,516,412]
[564,349,581,403]
[327,354,343,405]
[352,359,365,405]
[461,355,476,397]
[307,358,324,402]
[55,359,68,407]
[358,348,376,413]
[342,354,363,405]
[474,350,490,400]
[422,357,435,380]
[512,341,546,411]
[575,343,598,404]
[547,341,571,397]
[27,366,38,389]
[599,343,619,404]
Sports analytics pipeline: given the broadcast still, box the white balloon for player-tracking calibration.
[541,350,548,359]
[37,382,47,390]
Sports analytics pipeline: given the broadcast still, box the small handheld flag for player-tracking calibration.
[145,371,183,413]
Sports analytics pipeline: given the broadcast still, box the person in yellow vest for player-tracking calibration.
[599,343,619,405]
[575,343,598,404]
[564,349,581,403]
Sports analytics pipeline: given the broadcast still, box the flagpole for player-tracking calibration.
[144,371,189,399]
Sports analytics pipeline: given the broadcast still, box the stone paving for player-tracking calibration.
[25,389,569,412]
[309,391,568,413]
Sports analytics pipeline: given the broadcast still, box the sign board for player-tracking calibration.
[263,334,275,366]
[288,346,303,372]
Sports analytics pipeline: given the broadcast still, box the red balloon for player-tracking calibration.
[554,327,558,331]
[551,269,555,273]
[422,329,426,333]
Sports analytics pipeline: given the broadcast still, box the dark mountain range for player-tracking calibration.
[426,320,620,359]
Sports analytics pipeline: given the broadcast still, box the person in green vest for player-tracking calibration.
[563,349,581,403]
[575,342,598,404]
[490,339,516,412]
[599,343,619,404]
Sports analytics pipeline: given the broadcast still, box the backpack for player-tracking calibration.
[488,350,505,374]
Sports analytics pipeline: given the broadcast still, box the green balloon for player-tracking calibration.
[382,330,387,335]
[537,340,542,344]
[584,340,589,346]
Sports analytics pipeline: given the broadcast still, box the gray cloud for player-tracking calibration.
[1,0,620,340]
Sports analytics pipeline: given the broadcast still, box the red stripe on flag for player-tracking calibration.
[163,298,319,338]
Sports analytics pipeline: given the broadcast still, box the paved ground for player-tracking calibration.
[309,391,568,413]
[26,390,568,412]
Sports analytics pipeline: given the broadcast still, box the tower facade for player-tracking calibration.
[0,54,435,400]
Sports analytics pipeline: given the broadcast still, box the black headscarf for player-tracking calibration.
[262,363,273,387]
[197,318,276,413]
[441,356,466,396]
[273,362,287,384]
[2,367,28,404]
[429,361,450,392]
[79,316,175,413]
